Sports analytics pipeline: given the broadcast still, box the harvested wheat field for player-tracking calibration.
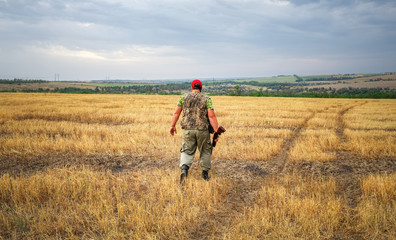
[0,93,395,239]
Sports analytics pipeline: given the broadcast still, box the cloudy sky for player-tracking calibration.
[0,0,395,80]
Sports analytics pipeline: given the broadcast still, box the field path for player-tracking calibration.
[185,158,267,239]
[206,100,396,239]
[334,101,368,208]
[201,109,319,239]
[270,110,316,173]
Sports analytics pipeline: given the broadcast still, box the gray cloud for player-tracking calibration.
[0,0,395,80]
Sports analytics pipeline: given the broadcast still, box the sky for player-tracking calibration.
[0,0,395,81]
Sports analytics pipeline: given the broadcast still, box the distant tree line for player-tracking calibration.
[10,83,189,95]
[295,75,355,82]
[97,82,189,94]
[1,78,395,99]
[366,78,396,82]
[0,79,48,84]
[248,87,396,99]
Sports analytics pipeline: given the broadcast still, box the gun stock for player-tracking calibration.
[212,126,226,147]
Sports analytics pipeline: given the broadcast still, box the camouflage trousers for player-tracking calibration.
[180,129,213,171]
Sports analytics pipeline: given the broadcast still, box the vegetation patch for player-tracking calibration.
[1,72,395,98]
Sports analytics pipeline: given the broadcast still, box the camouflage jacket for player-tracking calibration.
[180,92,213,131]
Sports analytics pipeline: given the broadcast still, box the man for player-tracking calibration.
[170,79,219,183]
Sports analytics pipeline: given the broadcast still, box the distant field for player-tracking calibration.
[234,75,298,83]
[300,73,380,81]
[1,73,395,97]
[82,83,151,87]
[1,93,395,239]
[0,81,97,91]
[306,73,396,90]
[232,73,387,83]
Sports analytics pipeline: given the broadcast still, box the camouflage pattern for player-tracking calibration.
[177,94,214,110]
[180,92,211,131]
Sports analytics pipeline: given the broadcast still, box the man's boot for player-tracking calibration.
[180,164,189,184]
[202,170,210,181]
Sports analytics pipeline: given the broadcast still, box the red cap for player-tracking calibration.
[191,79,202,88]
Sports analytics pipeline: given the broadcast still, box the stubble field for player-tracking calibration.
[0,93,395,239]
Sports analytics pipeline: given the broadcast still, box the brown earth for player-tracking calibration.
[306,73,396,90]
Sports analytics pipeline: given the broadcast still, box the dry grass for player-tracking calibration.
[356,173,396,239]
[344,100,396,130]
[0,167,230,239]
[0,93,395,238]
[307,115,338,129]
[228,173,346,239]
[0,119,174,157]
[1,169,394,239]
[227,173,396,240]
[289,129,339,161]
[0,93,395,161]
[0,93,181,159]
[343,129,396,158]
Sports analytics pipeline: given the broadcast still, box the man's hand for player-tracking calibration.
[170,126,177,136]
[170,106,182,136]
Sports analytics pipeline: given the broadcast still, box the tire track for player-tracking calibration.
[335,103,361,141]
[207,109,323,238]
[204,110,317,239]
[269,110,316,173]
[335,101,368,209]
